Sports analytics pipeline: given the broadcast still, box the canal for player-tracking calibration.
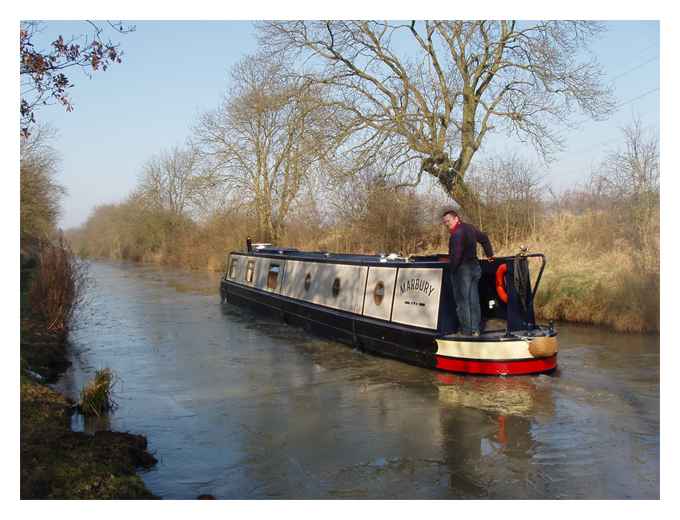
[55,261,660,499]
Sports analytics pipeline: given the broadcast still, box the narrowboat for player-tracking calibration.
[220,241,558,376]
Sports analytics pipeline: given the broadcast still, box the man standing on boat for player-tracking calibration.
[442,209,494,336]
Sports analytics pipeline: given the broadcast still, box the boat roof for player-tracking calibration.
[230,247,448,268]
[229,246,544,268]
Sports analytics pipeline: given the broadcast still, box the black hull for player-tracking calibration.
[223,280,439,370]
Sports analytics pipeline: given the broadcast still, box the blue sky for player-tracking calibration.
[29,20,660,228]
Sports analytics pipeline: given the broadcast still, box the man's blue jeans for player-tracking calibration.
[452,260,482,334]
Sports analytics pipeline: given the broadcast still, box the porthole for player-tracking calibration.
[332,277,341,298]
[373,281,385,305]
[304,273,311,291]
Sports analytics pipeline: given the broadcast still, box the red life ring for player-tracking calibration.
[496,264,509,304]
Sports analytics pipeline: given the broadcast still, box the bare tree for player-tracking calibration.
[591,118,659,271]
[594,117,659,201]
[466,154,544,247]
[259,21,614,210]
[20,126,65,243]
[135,146,217,219]
[20,21,134,136]
[195,55,336,242]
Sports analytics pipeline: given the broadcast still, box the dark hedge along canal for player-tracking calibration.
[55,261,659,499]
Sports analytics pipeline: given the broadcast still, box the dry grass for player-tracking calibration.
[78,369,117,417]
[498,211,659,333]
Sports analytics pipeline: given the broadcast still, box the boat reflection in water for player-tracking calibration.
[434,372,557,497]
[435,372,553,417]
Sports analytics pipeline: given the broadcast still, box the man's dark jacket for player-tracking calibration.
[448,222,494,273]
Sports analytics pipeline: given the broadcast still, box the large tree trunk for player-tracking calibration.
[448,178,483,219]
[425,152,482,217]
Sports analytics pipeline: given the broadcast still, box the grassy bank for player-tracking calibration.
[21,375,157,499]
[20,245,158,499]
[534,248,659,333]
[495,212,660,333]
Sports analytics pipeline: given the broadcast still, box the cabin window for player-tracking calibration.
[267,264,280,290]
[373,281,385,305]
[304,273,311,291]
[245,260,255,283]
[332,277,341,298]
[229,258,239,279]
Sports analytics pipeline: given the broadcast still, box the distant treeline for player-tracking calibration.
[65,119,659,333]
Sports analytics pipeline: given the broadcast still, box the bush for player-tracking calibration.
[27,236,87,334]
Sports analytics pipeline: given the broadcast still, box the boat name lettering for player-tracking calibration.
[400,278,435,297]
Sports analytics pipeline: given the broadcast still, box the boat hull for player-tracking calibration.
[435,354,557,376]
[223,280,557,376]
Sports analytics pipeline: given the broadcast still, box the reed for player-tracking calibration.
[78,368,117,417]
